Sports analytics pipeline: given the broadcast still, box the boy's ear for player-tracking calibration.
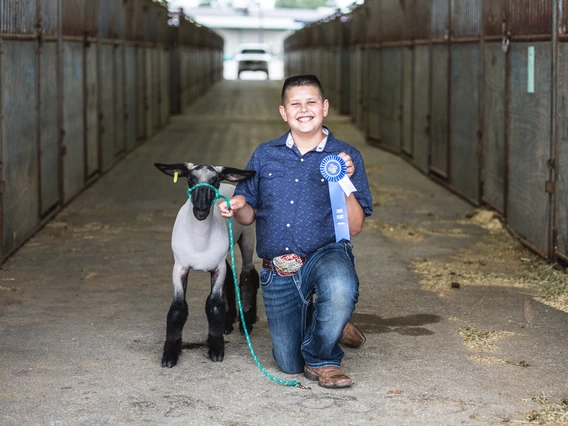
[279,105,288,122]
[154,163,190,178]
[219,167,256,182]
[323,98,329,117]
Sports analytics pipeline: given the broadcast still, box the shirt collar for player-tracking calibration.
[285,127,330,152]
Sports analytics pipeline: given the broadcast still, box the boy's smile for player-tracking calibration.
[279,86,329,140]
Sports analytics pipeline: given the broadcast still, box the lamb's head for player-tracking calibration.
[154,162,255,221]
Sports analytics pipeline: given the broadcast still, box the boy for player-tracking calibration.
[219,75,373,388]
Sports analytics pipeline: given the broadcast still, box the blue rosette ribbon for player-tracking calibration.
[320,155,357,242]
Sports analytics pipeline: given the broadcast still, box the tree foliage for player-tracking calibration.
[275,0,328,9]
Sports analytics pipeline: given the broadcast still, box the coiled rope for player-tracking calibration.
[187,182,307,389]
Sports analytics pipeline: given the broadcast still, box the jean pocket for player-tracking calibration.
[260,268,274,288]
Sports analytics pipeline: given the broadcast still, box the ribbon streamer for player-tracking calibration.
[320,155,357,242]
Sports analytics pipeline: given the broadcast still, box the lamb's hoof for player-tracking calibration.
[207,335,224,362]
[239,309,257,335]
[162,339,182,368]
[224,323,234,335]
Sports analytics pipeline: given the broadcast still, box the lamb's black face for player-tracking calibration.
[188,165,223,221]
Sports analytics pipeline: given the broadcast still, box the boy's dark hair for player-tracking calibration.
[281,75,325,105]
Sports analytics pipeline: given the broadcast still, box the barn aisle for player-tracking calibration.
[1,80,567,425]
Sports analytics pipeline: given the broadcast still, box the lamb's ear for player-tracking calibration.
[219,166,256,182]
[154,163,190,178]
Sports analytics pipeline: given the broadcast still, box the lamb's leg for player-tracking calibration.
[206,262,227,362]
[162,264,189,368]
[237,229,259,335]
[223,260,237,335]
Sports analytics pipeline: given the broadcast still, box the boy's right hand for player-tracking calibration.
[219,195,247,218]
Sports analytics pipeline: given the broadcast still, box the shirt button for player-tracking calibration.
[269,173,272,176]
[290,200,294,204]
[321,178,325,182]
[300,158,304,162]
[285,247,289,251]
[295,179,299,182]
[287,224,290,227]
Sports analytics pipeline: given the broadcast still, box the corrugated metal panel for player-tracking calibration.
[39,0,59,36]
[509,0,552,37]
[431,0,450,40]
[451,0,482,38]
[136,48,146,140]
[61,0,86,37]
[484,0,507,37]
[349,4,366,45]
[380,0,405,42]
[379,47,402,151]
[125,0,143,41]
[61,41,85,203]
[0,0,36,34]
[412,45,430,171]
[114,46,125,156]
[449,43,481,203]
[1,41,39,254]
[100,0,125,40]
[430,44,449,176]
[508,42,552,255]
[482,43,506,212]
[39,42,60,213]
[409,0,431,41]
[366,0,380,43]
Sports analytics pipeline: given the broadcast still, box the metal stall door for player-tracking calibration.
[100,43,117,171]
[507,1,553,257]
[557,2,568,261]
[367,48,381,143]
[450,43,481,203]
[412,45,431,172]
[62,42,86,203]
[430,0,451,178]
[379,47,403,151]
[448,0,482,204]
[401,46,413,155]
[39,41,61,214]
[481,0,508,214]
[85,42,99,178]
[508,43,552,256]
[124,45,138,151]
[1,41,40,256]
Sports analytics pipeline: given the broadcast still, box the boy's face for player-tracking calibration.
[279,85,329,136]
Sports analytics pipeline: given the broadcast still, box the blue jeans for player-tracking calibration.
[260,240,359,374]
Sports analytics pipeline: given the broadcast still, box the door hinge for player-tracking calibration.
[545,180,555,193]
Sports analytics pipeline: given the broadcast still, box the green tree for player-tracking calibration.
[275,0,328,8]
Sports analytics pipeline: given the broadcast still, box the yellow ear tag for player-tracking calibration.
[173,171,178,183]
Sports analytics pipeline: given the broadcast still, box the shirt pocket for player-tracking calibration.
[259,168,286,199]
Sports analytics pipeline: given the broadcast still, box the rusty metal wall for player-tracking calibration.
[282,1,566,262]
[0,0,223,262]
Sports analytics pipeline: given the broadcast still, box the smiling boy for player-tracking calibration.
[219,75,373,388]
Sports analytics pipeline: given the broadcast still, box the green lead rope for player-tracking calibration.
[187,183,307,389]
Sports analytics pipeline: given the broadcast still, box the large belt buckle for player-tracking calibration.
[272,254,304,277]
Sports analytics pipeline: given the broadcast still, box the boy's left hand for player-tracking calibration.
[338,152,355,178]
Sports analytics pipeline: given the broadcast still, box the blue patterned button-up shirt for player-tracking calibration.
[235,127,373,260]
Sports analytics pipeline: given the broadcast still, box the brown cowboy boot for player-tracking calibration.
[304,365,353,388]
[340,321,366,348]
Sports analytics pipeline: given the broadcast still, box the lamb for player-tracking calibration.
[154,162,259,367]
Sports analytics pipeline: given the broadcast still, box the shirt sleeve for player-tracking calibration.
[350,149,373,217]
[234,148,261,209]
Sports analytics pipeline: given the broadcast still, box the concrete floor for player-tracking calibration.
[1,80,567,426]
